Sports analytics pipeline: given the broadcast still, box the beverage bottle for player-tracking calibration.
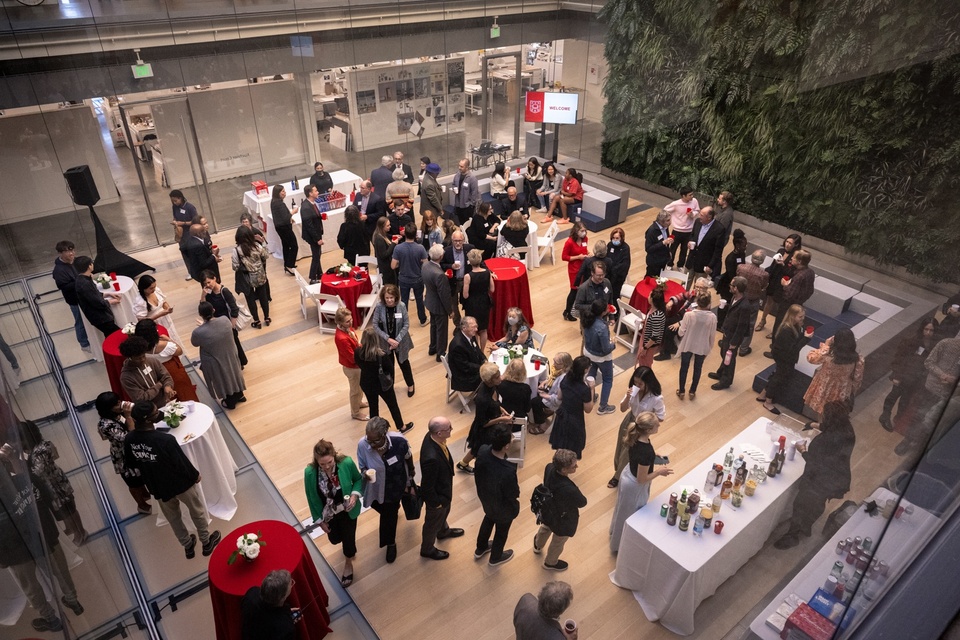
[775,441,786,475]
[704,465,719,494]
[693,515,704,536]
[735,456,748,486]
[680,489,688,504]
[291,198,296,209]
[292,175,298,189]
[731,486,743,507]
[723,349,733,366]
[714,464,725,490]
[687,489,700,514]
[756,464,767,485]
[723,447,734,472]
[720,474,733,500]
[666,505,678,526]
[350,183,357,201]
[700,505,713,528]
[711,494,722,514]
[767,451,779,478]
[678,508,691,532]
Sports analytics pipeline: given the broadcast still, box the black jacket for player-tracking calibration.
[420,433,454,508]
[441,243,476,274]
[370,166,394,200]
[75,274,117,327]
[124,428,200,501]
[337,220,369,263]
[475,444,520,522]
[182,235,218,281]
[309,170,333,194]
[771,325,808,366]
[685,220,725,275]
[356,192,387,238]
[645,222,671,268]
[300,199,324,244]
[608,242,631,288]
[448,329,485,391]
[540,463,587,537]
[720,295,751,350]
[271,198,293,227]
[241,587,297,640]
[52,258,80,305]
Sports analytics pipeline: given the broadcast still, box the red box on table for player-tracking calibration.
[781,603,837,640]
[251,180,268,195]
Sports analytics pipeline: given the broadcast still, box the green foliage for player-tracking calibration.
[599,0,960,281]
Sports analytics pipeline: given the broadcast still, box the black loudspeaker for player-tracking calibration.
[63,165,100,206]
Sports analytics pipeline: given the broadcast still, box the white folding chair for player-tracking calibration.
[505,416,527,468]
[615,300,645,352]
[660,268,687,285]
[461,217,472,233]
[619,281,635,302]
[440,354,474,413]
[536,220,559,265]
[356,255,378,273]
[316,293,345,334]
[355,273,382,331]
[293,269,322,320]
[530,329,546,352]
[503,246,531,263]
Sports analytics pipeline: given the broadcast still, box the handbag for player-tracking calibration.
[221,287,252,331]
[378,362,394,392]
[401,484,424,520]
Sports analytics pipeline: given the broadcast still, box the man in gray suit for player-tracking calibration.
[422,244,452,361]
[370,155,394,200]
[452,158,479,224]
[420,162,445,219]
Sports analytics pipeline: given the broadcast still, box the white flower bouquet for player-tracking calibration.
[121,323,137,336]
[94,273,113,289]
[508,344,527,359]
[228,531,266,564]
[161,401,186,428]
[337,262,353,276]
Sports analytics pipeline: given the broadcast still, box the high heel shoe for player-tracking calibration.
[251,321,262,329]
[264,318,272,326]
[407,385,415,397]
[284,268,295,277]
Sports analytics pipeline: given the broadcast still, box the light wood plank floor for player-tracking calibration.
[133,202,907,639]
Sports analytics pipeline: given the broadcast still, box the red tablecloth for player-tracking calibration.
[103,327,167,400]
[208,519,331,640]
[486,257,534,342]
[630,276,686,315]
[321,268,372,327]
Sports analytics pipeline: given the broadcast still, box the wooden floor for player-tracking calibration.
[135,201,909,640]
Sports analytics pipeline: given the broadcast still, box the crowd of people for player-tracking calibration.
[11,159,955,638]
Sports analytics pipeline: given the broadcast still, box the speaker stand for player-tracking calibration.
[88,205,154,279]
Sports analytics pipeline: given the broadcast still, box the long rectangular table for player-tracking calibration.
[611,418,807,635]
[749,487,937,639]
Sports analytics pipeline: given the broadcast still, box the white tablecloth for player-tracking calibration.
[611,418,807,635]
[489,348,548,397]
[81,274,136,362]
[496,219,540,269]
[155,402,238,522]
[241,169,361,219]
[749,487,938,639]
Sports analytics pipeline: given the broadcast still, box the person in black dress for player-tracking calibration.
[498,358,532,424]
[548,356,595,459]
[241,570,298,640]
[457,362,514,474]
[461,249,494,349]
[337,205,370,266]
[607,227,631,312]
[372,216,397,286]
[354,326,413,434]
[466,202,498,260]
[270,184,298,275]
[879,316,938,431]
[756,304,809,414]
[201,270,247,367]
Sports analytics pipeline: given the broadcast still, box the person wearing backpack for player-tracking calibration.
[532,449,587,572]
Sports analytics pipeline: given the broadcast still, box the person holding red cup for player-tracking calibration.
[755,305,811,415]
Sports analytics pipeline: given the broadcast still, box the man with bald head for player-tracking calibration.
[500,186,528,220]
[684,206,725,288]
[420,416,463,560]
[183,223,219,282]
[441,231,474,325]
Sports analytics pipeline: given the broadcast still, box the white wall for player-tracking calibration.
[560,39,606,122]
[0,106,119,223]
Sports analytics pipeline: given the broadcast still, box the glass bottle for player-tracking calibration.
[711,494,722,514]
[700,505,713,529]
[693,515,704,536]
[723,447,735,472]
[687,489,700,514]
[731,486,743,507]
[767,452,779,478]
[666,505,678,526]
[720,474,733,500]
[678,508,691,532]
[704,465,719,494]
[756,464,767,485]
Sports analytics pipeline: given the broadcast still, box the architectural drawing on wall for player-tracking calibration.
[378,82,395,102]
[448,93,465,123]
[409,111,426,138]
[431,72,446,95]
[414,77,430,99]
[357,90,377,114]
[447,61,465,93]
[396,79,415,101]
[397,109,416,135]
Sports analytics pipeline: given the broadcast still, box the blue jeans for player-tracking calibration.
[70,304,90,348]
[679,352,706,393]
[399,278,426,324]
[588,359,614,407]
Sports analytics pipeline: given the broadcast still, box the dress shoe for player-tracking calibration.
[739,347,752,356]
[456,462,474,474]
[420,548,450,560]
[765,405,781,415]
[489,549,514,566]
[309,279,319,285]
[710,383,730,390]
[386,544,397,563]
[436,354,442,363]
[428,349,437,356]
[437,528,464,540]
[763,351,774,359]
[707,372,720,380]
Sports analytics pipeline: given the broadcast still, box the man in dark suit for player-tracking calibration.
[73,255,122,337]
[644,210,673,278]
[474,426,520,566]
[422,245,453,361]
[499,186,528,220]
[448,317,486,392]
[709,276,751,390]
[419,416,464,560]
[392,150,414,184]
[440,231,474,325]
[370,155,394,200]
[183,224,220,283]
[685,206,725,287]
[301,184,325,283]
[354,180,386,240]
[514,581,576,640]
[420,163,445,218]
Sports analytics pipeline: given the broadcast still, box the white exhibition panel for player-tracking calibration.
[0,106,119,223]
[150,99,198,191]
[346,58,466,152]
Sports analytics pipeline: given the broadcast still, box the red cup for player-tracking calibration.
[714,520,724,534]
[534,359,541,371]
[321,213,328,220]
[782,276,791,284]
[445,269,453,278]
[686,207,691,213]
[516,166,521,173]
[669,234,675,240]
[805,325,815,336]
[607,304,616,315]
[211,244,218,251]
[109,271,117,280]
[112,282,120,291]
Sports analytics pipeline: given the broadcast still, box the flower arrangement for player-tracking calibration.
[160,401,186,428]
[94,273,113,289]
[508,345,527,359]
[228,531,266,564]
[337,262,353,276]
[121,323,137,336]
[655,276,667,287]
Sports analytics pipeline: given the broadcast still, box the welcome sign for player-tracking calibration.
[524,91,579,124]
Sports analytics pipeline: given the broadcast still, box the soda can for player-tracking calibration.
[863,537,873,552]
[660,504,668,517]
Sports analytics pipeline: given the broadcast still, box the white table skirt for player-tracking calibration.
[489,348,548,397]
[611,418,807,635]
[155,403,239,523]
[749,487,938,639]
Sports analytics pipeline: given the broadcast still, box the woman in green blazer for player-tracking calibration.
[304,439,364,586]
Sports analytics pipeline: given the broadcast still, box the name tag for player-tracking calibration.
[609,247,614,253]
[143,366,152,375]
[179,208,186,215]
[580,242,587,247]
[395,312,403,319]
[604,287,609,293]
[917,346,925,355]
[386,456,398,465]
[736,258,744,263]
